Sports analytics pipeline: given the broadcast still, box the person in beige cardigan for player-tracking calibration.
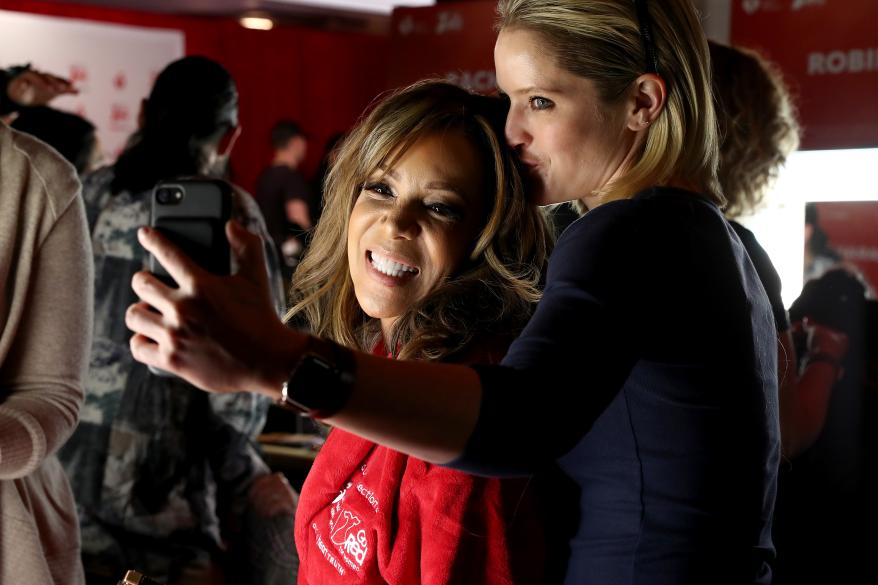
[0,121,93,584]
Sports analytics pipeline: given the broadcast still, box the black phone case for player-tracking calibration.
[149,178,233,287]
[147,178,232,378]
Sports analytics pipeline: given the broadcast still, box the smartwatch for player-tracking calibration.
[276,337,356,418]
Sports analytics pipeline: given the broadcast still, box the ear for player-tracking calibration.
[625,73,667,132]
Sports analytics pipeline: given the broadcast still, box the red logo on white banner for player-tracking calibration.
[69,64,88,83]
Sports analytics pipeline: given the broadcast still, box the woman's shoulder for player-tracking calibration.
[558,188,722,252]
[3,124,81,220]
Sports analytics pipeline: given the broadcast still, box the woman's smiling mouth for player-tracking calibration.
[368,250,420,282]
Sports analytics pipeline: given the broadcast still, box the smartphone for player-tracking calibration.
[147,178,232,376]
[149,178,232,285]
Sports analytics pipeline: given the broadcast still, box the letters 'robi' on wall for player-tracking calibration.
[731,0,878,150]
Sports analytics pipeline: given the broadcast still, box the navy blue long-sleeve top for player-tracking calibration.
[455,188,780,585]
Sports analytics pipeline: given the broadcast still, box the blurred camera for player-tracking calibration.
[155,186,184,205]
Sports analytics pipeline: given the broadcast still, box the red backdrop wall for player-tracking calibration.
[730,0,878,151]
[7,0,878,188]
[388,0,497,92]
[2,0,389,193]
[813,202,878,293]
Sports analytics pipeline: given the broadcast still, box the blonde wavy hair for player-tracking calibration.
[496,0,723,206]
[709,41,800,218]
[285,80,551,362]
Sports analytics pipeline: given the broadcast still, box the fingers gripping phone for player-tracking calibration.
[147,178,232,376]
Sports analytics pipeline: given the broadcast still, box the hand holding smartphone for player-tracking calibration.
[148,178,232,376]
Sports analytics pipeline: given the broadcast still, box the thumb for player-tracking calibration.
[227,220,267,282]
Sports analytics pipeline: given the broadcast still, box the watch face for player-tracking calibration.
[284,342,355,418]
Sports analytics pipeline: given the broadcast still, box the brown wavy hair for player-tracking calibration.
[710,41,800,218]
[285,80,551,362]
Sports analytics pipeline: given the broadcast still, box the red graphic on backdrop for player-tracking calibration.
[791,0,826,10]
[445,70,496,93]
[732,0,878,149]
[110,103,130,130]
[435,10,464,34]
[810,202,878,292]
[388,1,497,94]
[69,64,88,84]
[397,14,416,36]
[113,72,127,90]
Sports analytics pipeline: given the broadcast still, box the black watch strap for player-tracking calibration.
[277,337,356,418]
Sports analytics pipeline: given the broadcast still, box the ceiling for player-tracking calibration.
[43,0,437,32]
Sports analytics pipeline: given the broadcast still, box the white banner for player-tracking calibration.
[0,9,184,162]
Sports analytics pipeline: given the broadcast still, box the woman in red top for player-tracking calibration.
[283,81,550,584]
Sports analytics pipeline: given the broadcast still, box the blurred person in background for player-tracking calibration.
[55,55,294,585]
[711,40,873,585]
[255,120,314,280]
[710,40,849,458]
[0,63,77,122]
[12,105,102,175]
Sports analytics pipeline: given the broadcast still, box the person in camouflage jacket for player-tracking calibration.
[57,56,295,585]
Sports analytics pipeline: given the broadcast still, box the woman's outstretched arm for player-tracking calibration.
[127,222,483,464]
[327,352,482,464]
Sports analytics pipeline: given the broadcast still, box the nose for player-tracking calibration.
[505,105,530,151]
[382,201,421,240]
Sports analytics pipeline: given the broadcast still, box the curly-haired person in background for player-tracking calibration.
[710,40,849,459]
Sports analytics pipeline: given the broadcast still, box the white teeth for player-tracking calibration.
[370,252,418,278]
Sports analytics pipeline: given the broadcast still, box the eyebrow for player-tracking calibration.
[505,85,563,96]
[425,181,467,197]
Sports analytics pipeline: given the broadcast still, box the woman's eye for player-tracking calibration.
[364,182,393,197]
[427,202,462,221]
[529,96,554,111]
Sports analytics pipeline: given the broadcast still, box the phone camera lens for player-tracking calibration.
[156,187,183,205]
